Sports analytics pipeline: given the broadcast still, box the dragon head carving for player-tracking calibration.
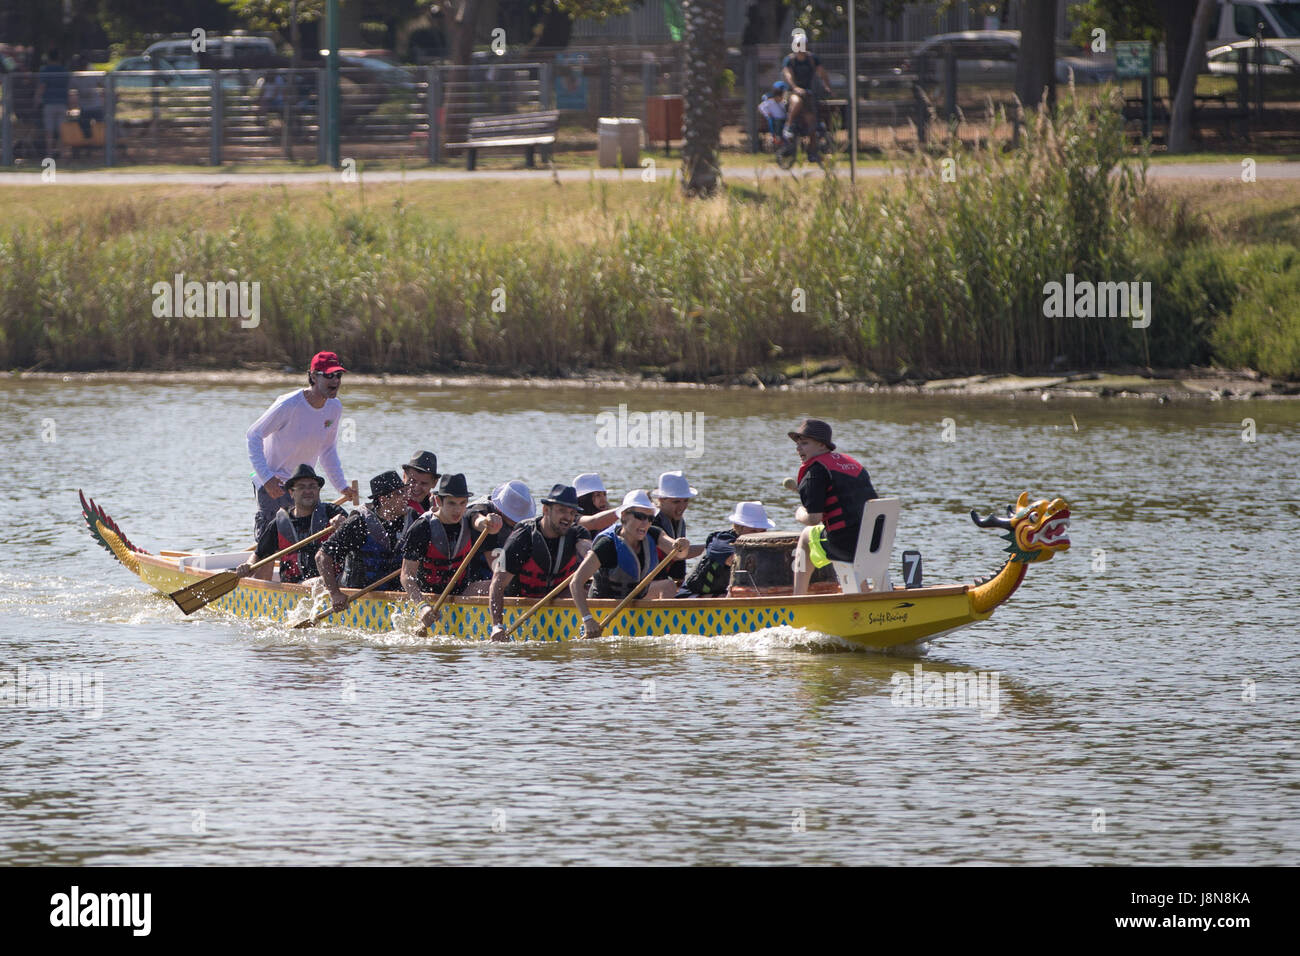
[971,492,1070,564]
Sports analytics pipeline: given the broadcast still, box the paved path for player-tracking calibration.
[1,160,1296,186]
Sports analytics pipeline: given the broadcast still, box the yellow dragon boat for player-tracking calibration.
[79,490,1070,651]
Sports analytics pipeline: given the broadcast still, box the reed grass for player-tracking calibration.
[1,95,1296,378]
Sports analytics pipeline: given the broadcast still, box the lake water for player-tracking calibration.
[2,378,1297,865]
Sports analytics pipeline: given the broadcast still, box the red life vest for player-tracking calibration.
[797,451,875,534]
[418,514,474,592]
[274,504,334,583]
[513,517,583,597]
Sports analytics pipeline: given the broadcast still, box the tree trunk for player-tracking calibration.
[681,0,725,198]
[1168,0,1216,153]
[444,0,483,144]
[1154,0,1194,100]
[1014,0,1056,111]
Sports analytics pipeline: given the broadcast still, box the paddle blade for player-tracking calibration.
[169,571,239,615]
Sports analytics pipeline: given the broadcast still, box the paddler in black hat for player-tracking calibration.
[401,451,439,530]
[787,419,878,595]
[487,484,593,642]
[400,473,502,627]
[317,470,408,611]
[239,463,348,583]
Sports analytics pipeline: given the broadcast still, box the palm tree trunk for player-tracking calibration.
[681,0,726,197]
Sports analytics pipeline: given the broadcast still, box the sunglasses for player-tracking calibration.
[316,371,343,380]
[624,511,654,522]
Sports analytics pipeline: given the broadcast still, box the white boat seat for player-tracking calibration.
[831,497,901,594]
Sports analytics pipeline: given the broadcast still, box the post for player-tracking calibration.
[601,54,612,115]
[642,58,654,116]
[913,55,929,148]
[104,73,116,165]
[210,71,223,166]
[1,76,12,166]
[1255,28,1264,123]
[326,0,340,168]
[944,47,957,120]
[316,67,328,165]
[427,66,440,164]
[540,61,552,110]
[743,47,756,152]
[848,4,858,183]
[1143,74,1152,139]
[1236,46,1248,111]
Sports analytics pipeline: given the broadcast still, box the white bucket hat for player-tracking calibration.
[727,501,775,530]
[651,470,698,499]
[572,473,606,498]
[616,489,656,516]
[490,480,536,524]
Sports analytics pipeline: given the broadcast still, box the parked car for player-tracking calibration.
[1210,1,1300,43]
[111,53,246,91]
[144,34,277,63]
[896,30,1116,86]
[1207,39,1300,73]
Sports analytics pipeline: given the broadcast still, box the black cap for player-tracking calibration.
[540,484,580,508]
[284,463,325,490]
[369,470,405,500]
[787,418,835,451]
[435,473,470,498]
[403,451,439,477]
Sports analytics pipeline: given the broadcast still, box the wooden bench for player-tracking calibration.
[445,110,558,170]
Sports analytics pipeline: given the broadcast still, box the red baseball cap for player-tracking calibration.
[310,351,346,374]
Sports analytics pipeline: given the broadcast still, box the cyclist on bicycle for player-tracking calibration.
[781,46,832,161]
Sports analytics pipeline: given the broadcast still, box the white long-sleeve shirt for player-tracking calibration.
[246,389,347,492]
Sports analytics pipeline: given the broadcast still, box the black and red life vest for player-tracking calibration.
[797,450,877,541]
[341,507,403,589]
[511,517,584,598]
[651,512,688,582]
[274,504,334,583]
[417,513,474,592]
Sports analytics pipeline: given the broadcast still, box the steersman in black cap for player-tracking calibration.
[486,484,593,642]
[787,418,879,596]
[237,463,347,585]
[317,470,409,610]
[400,472,503,628]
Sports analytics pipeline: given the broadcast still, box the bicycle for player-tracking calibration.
[775,89,837,169]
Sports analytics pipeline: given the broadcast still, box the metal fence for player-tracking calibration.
[3,44,1297,167]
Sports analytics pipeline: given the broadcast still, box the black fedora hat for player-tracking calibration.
[284,463,326,490]
[403,451,439,477]
[369,470,405,500]
[540,484,580,508]
[435,473,470,498]
[787,418,836,451]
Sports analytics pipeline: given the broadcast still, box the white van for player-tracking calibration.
[1212,1,1300,43]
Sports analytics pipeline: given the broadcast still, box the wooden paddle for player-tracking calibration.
[501,570,579,640]
[170,523,338,614]
[418,524,494,629]
[292,567,402,629]
[587,542,685,638]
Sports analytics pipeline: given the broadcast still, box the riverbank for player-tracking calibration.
[3,98,1298,380]
[13,364,1295,400]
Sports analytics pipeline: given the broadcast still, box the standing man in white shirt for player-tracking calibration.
[246,350,358,538]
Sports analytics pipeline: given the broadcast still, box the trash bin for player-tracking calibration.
[644,94,683,153]
[598,117,642,168]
